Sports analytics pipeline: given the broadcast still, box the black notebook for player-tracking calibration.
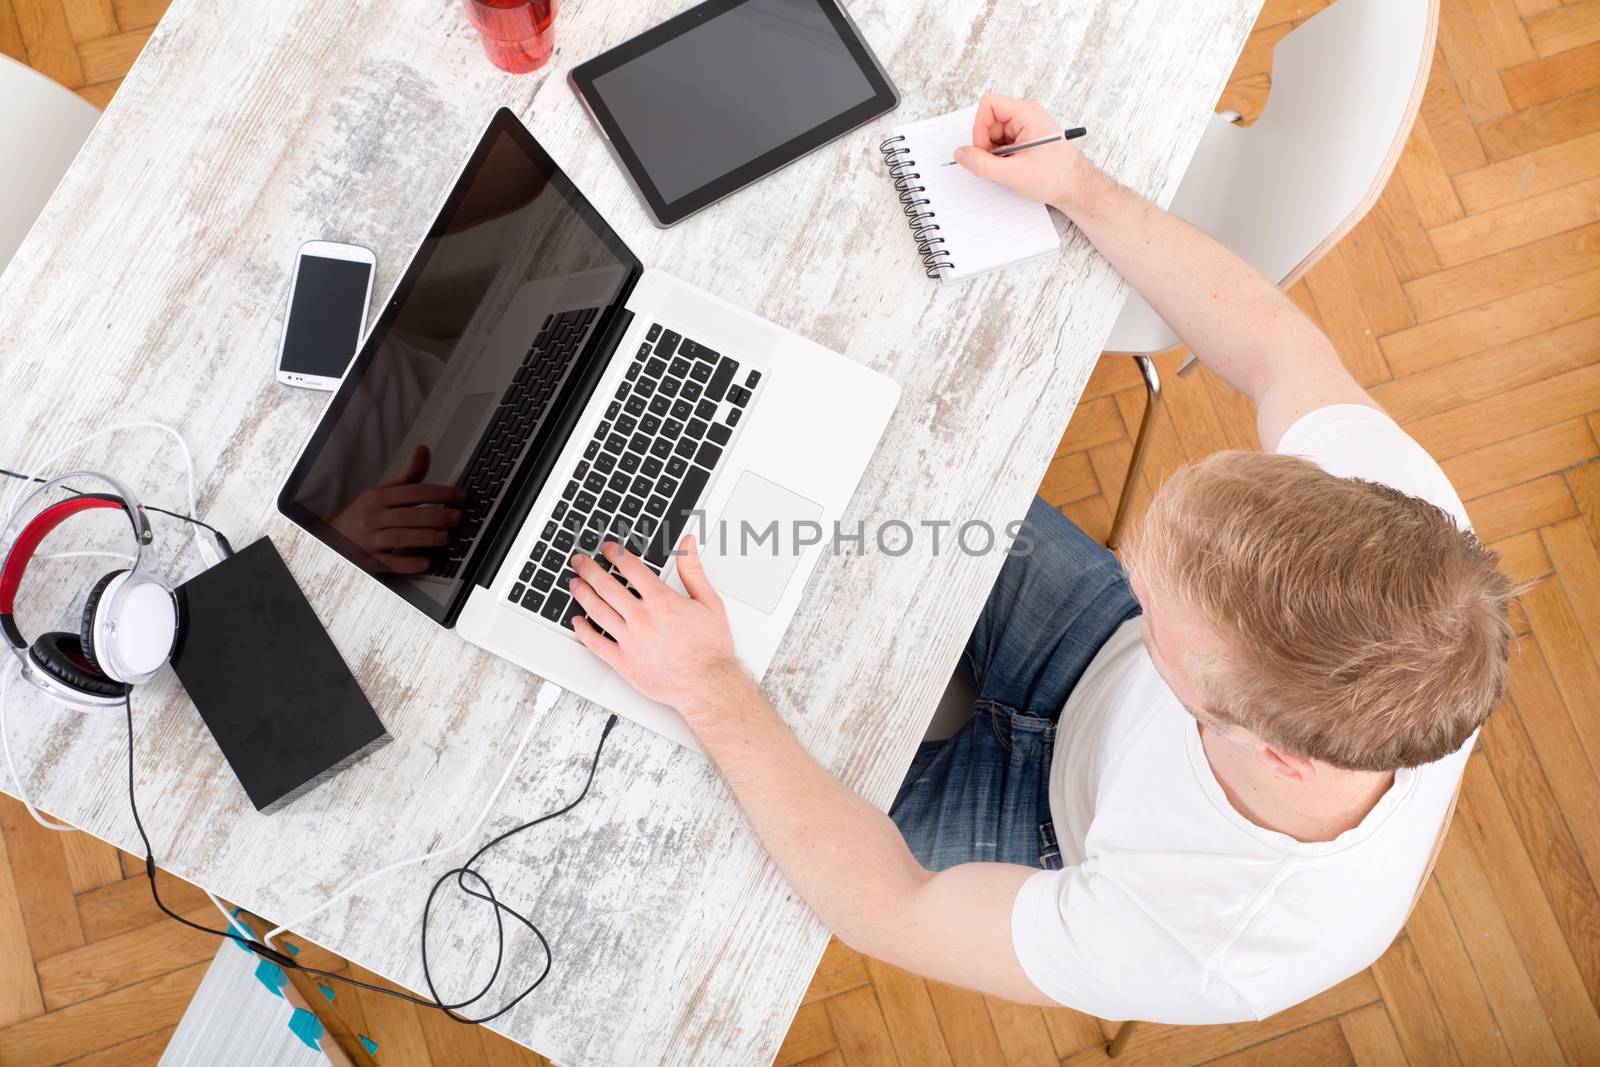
[170,537,389,813]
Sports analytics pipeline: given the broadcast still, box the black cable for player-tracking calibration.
[420,711,620,1024]
[20,456,618,1019]
[0,466,233,555]
[123,689,620,1021]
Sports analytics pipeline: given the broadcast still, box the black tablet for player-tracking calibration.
[569,0,898,227]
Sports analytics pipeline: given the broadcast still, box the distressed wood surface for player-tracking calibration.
[0,1,1258,1063]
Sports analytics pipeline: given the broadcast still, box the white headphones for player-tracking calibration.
[0,471,181,712]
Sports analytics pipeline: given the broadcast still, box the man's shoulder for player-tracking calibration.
[1028,729,1461,1021]
[1274,403,1471,532]
[1033,839,1414,1018]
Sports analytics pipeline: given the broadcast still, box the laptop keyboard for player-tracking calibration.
[506,322,762,631]
[430,307,598,579]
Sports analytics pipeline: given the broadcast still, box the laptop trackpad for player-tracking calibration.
[699,472,822,615]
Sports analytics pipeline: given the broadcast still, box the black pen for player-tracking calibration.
[943,126,1088,166]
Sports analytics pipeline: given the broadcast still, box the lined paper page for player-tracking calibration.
[893,106,1060,282]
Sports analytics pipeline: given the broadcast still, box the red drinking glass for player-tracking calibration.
[463,0,558,75]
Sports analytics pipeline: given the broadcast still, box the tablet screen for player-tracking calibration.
[572,0,897,225]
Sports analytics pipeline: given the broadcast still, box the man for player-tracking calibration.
[561,94,1516,1023]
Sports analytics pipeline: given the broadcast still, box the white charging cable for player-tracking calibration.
[34,551,138,564]
[207,889,253,940]
[2,420,219,571]
[264,685,556,943]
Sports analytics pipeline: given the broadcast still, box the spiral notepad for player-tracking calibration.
[879,106,1061,281]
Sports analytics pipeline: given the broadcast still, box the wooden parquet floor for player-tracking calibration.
[4,0,1600,1063]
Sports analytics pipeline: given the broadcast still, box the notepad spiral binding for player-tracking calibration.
[879,135,953,278]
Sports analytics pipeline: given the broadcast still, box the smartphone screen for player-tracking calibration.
[280,253,374,379]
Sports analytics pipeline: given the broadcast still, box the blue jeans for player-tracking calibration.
[889,497,1141,871]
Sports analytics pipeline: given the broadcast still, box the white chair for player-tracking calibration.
[1099,0,1439,549]
[0,56,100,276]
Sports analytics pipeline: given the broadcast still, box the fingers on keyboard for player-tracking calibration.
[510,322,759,627]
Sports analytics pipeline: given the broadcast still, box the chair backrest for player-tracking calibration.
[1407,775,1462,918]
[0,57,100,276]
[1103,0,1438,355]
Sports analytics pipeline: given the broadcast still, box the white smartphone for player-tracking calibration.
[275,240,377,390]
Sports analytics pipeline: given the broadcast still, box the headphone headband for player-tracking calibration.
[0,497,125,618]
[0,471,149,649]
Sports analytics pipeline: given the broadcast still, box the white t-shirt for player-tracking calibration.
[1012,404,1473,1024]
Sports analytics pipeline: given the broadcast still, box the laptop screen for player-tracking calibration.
[279,110,641,622]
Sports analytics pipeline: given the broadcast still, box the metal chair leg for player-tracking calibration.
[1106,355,1162,550]
[1106,1019,1138,1057]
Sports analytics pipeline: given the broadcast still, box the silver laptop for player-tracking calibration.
[278,109,898,750]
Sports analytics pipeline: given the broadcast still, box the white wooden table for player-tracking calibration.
[0,1,1259,1062]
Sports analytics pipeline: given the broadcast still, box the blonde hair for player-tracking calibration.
[1120,451,1516,772]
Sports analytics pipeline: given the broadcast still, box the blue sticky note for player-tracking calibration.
[254,959,287,998]
[287,1008,324,1051]
[358,1034,380,1054]
[318,983,336,1002]
[284,942,300,957]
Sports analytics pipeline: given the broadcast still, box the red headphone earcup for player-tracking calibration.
[29,632,129,699]
[79,571,124,675]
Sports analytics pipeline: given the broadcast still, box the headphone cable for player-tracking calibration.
[1,422,224,568]
[0,467,233,557]
[7,451,620,1022]
[122,690,620,1023]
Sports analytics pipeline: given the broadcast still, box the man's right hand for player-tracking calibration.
[958,94,1373,452]
[954,93,1099,210]
[569,536,742,716]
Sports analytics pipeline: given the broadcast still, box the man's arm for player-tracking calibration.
[955,94,1376,451]
[567,541,1055,1006]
